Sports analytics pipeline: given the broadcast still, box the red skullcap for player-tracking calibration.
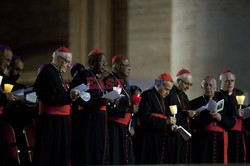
[221,69,234,75]
[57,46,71,53]
[88,49,104,57]
[158,73,173,82]
[176,68,191,76]
[112,54,123,65]
[53,46,72,57]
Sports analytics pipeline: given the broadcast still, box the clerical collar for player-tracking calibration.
[88,68,101,78]
[203,95,211,100]
[51,63,59,71]
[220,89,233,96]
[173,85,182,94]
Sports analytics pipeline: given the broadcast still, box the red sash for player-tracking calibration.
[229,117,246,162]
[230,118,242,131]
[77,105,107,112]
[0,106,3,115]
[151,113,166,119]
[39,101,71,115]
[108,113,131,125]
[204,122,228,164]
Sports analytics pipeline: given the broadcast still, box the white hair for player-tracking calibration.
[52,51,72,59]
[175,73,191,83]
[219,72,235,81]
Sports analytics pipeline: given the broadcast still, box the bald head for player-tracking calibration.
[201,76,217,98]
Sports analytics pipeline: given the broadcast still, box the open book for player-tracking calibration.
[12,88,37,103]
[196,99,224,113]
[242,107,250,119]
[102,90,123,101]
[71,83,90,102]
[178,126,192,141]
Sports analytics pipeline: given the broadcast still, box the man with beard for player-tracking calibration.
[217,70,245,163]
[103,55,134,164]
[0,45,17,118]
[138,73,176,164]
[3,55,38,164]
[0,45,18,165]
[190,76,230,164]
[70,49,109,165]
[33,46,79,166]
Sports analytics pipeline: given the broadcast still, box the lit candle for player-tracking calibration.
[4,84,14,93]
[169,105,178,117]
[236,95,245,106]
[132,95,141,105]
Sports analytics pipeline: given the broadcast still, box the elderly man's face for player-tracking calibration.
[0,50,13,72]
[58,55,72,73]
[156,81,173,98]
[220,73,235,93]
[201,77,217,98]
[177,74,192,92]
[95,55,107,74]
[118,59,131,78]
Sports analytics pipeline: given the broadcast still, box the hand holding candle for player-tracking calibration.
[4,84,14,93]
[169,105,178,118]
[132,95,141,113]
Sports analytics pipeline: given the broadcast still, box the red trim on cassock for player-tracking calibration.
[151,113,166,119]
[230,118,242,131]
[0,106,3,115]
[39,101,71,115]
[108,113,131,125]
[204,122,228,165]
[230,117,246,162]
[77,105,107,112]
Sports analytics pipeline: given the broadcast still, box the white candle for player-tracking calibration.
[236,95,245,105]
[4,84,14,93]
[169,105,178,115]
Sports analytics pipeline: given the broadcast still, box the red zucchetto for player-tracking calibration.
[157,73,173,82]
[88,49,104,57]
[53,46,72,58]
[112,54,123,65]
[221,69,234,74]
[176,68,191,76]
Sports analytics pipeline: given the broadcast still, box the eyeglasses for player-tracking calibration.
[180,79,192,87]
[0,55,11,63]
[59,56,72,64]
[120,64,131,67]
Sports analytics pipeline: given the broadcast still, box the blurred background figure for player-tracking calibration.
[70,63,85,78]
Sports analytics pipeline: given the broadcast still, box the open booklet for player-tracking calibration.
[178,126,192,141]
[12,88,37,103]
[102,86,125,101]
[242,107,250,119]
[71,83,90,102]
[195,99,224,113]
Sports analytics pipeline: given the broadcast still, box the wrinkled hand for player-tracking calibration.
[133,104,139,113]
[70,90,80,101]
[6,93,17,102]
[129,127,135,136]
[238,109,244,117]
[166,116,176,125]
[101,98,111,105]
[210,111,222,121]
[171,124,178,133]
[114,99,120,107]
[187,110,196,118]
